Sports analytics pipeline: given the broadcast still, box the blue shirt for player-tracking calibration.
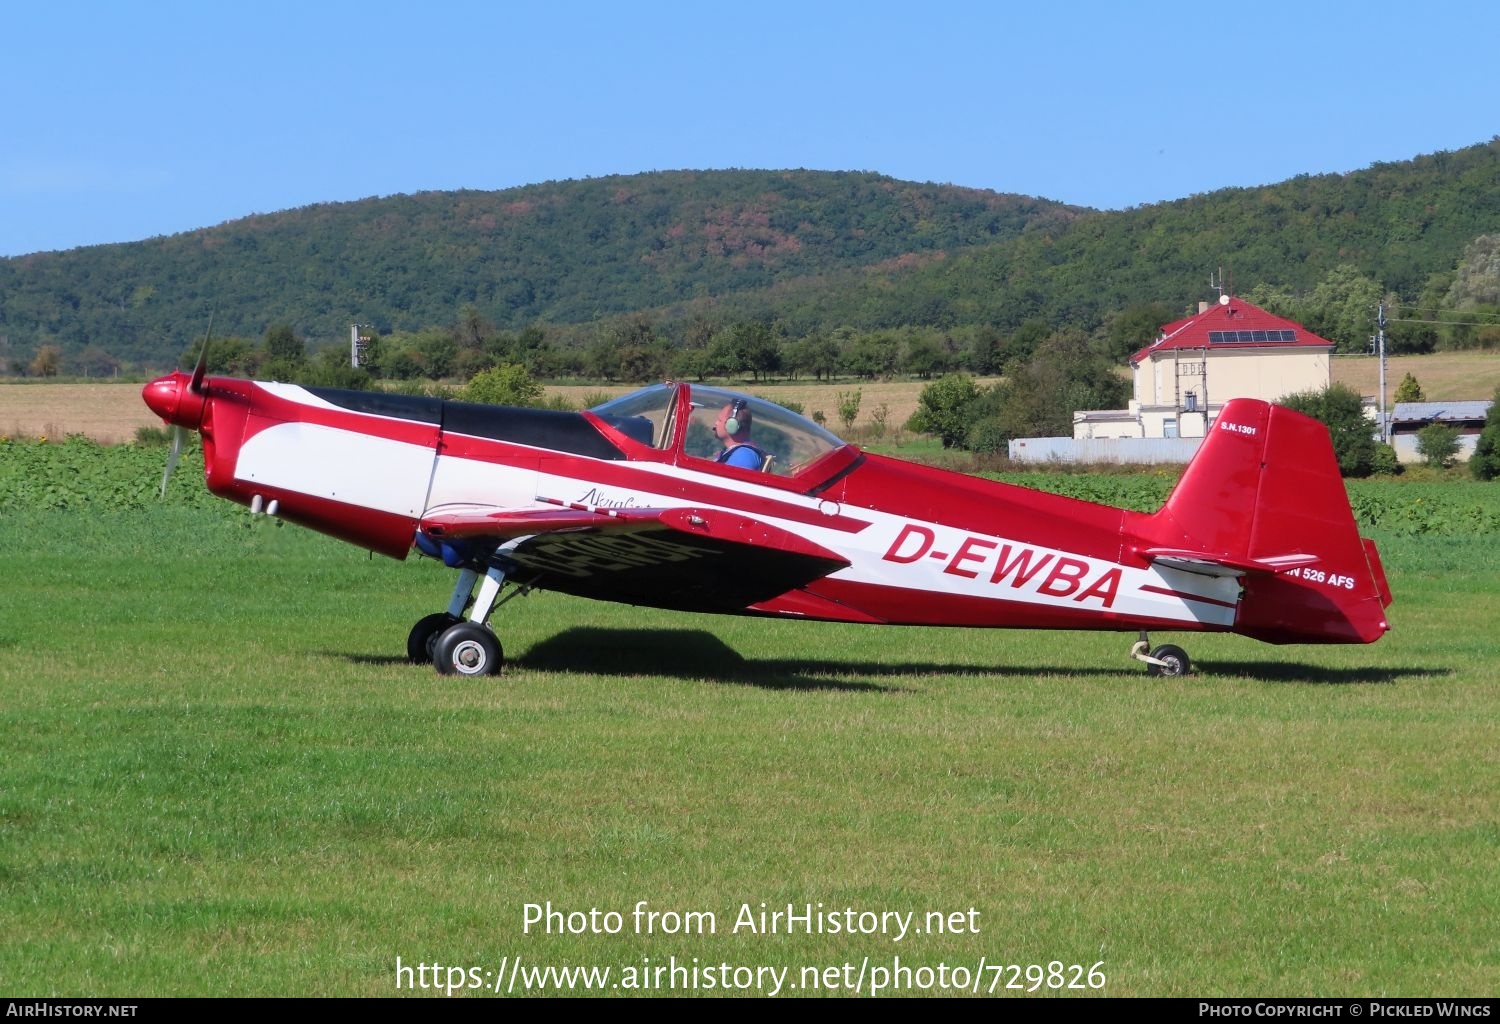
[719,444,765,470]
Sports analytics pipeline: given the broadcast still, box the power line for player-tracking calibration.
[1383,304,1500,318]
[1386,316,1500,326]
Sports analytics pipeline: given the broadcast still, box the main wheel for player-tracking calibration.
[1147,644,1191,677]
[432,622,504,677]
[407,612,461,664]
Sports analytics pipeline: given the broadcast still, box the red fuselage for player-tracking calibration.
[143,375,1390,647]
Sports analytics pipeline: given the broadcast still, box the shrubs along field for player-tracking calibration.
[5,435,1500,534]
[1,440,1497,997]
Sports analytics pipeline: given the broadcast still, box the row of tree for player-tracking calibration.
[159,309,1066,389]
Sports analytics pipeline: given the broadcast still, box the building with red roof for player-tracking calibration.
[1074,295,1334,440]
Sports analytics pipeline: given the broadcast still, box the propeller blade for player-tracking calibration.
[189,313,214,394]
[159,425,186,499]
[188,338,210,394]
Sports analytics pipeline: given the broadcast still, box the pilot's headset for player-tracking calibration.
[724,398,749,436]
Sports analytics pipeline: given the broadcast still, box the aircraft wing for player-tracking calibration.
[418,501,850,613]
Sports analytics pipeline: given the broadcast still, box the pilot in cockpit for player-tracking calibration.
[713,399,768,470]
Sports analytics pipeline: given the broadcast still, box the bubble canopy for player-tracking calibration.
[589,383,850,477]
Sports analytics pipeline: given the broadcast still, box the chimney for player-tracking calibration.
[1198,301,1210,314]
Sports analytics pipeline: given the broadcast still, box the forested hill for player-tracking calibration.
[4,139,1500,371]
[665,140,1500,336]
[0,170,1085,367]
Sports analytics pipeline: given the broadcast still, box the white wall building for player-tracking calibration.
[1074,295,1334,440]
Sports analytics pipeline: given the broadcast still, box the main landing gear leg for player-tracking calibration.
[430,563,510,677]
[405,567,478,664]
[1130,630,1192,677]
[410,561,527,677]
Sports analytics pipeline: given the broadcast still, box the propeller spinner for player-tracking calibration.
[143,340,211,497]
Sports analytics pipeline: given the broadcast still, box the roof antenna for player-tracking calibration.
[1210,267,1225,302]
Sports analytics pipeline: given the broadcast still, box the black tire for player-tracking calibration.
[1147,644,1191,677]
[432,622,504,677]
[407,612,461,664]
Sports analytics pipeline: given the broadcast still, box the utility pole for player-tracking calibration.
[1376,303,1388,442]
[350,324,372,368]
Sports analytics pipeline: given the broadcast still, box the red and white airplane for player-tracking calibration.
[143,358,1392,677]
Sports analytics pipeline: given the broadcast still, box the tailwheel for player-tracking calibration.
[407,612,462,664]
[1130,631,1192,677]
[1146,644,1191,678]
[433,622,504,677]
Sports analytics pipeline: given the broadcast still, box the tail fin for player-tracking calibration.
[1145,399,1391,644]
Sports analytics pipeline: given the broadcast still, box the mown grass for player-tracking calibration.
[1,472,1498,996]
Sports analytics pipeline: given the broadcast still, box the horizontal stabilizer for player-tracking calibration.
[1141,548,1321,578]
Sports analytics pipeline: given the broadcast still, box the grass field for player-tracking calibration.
[1,446,1497,997]
[5,349,1499,444]
[1331,351,1500,405]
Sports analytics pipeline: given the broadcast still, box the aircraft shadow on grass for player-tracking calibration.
[494,627,906,692]
[332,628,920,691]
[333,629,1439,690]
[1206,661,1443,686]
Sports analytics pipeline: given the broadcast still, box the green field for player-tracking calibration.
[1,441,1498,997]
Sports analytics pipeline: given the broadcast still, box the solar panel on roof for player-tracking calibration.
[1205,329,1299,344]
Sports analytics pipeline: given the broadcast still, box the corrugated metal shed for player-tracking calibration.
[1390,401,1492,426]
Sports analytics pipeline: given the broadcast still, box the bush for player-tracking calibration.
[1471,388,1500,480]
[299,361,374,390]
[966,418,1011,454]
[837,389,862,432]
[1415,422,1462,468]
[1369,443,1402,475]
[1393,373,1425,403]
[134,425,172,447]
[1473,424,1500,480]
[462,364,544,407]
[1278,384,1377,477]
[913,373,981,448]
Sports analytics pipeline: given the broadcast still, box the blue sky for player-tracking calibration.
[3,0,1496,257]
